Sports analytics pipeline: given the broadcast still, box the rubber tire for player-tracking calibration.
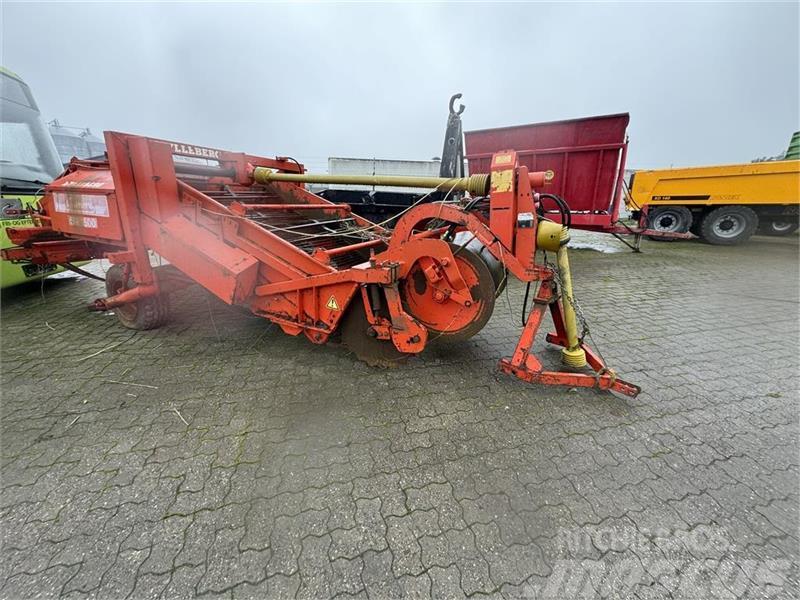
[757,218,799,237]
[646,206,692,242]
[339,297,410,368]
[105,265,170,330]
[699,205,758,246]
[451,231,506,294]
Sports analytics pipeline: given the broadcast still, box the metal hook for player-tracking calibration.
[449,93,465,116]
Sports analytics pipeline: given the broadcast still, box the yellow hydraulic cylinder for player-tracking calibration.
[554,228,587,368]
[251,168,491,196]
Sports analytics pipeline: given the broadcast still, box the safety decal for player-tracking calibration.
[326,295,340,311]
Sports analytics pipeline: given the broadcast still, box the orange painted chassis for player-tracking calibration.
[3,132,640,398]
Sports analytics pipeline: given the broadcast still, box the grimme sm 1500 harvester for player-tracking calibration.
[2,132,640,397]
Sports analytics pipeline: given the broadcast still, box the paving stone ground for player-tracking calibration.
[1,232,798,599]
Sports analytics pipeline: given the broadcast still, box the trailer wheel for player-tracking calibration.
[105,265,170,330]
[646,206,692,241]
[757,218,799,237]
[699,206,758,245]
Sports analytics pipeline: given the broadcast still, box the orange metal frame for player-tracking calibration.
[499,279,641,397]
[3,132,640,397]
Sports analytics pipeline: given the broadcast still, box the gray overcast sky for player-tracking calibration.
[2,1,798,171]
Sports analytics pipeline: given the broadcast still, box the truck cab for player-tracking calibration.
[1,67,67,287]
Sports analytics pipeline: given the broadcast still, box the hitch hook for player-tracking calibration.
[449,93,465,116]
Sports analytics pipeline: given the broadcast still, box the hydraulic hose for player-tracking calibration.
[538,193,571,229]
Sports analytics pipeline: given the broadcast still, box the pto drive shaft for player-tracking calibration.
[556,242,587,368]
[537,222,587,368]
[251,168,491,196]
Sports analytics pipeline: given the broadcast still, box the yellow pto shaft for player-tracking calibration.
[535,221,587,368]
[554,229,587,368]
[556,247,587,367]
[251,168,491,196]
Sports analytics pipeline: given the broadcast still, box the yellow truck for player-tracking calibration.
[628,140,800,245]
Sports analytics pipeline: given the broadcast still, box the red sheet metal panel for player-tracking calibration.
[44,168,125,241]
[141,215,259,304]
[465,113,629,222]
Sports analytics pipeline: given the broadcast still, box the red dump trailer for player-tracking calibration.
[465,113,692,249]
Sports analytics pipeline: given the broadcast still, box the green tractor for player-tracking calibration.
[1,67,69,288]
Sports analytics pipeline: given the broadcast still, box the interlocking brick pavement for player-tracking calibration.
[1,233,798,598]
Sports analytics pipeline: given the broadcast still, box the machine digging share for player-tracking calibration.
[2,131,640,397]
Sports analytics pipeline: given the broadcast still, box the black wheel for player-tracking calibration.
[105,264,170,330]
[757,218,799,237]
[646,206,692,241]
[339,296,410,368]
[451,231,507,294]
[699,206,758,245]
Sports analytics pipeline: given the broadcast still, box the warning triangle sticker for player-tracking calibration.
[326,295,340,311]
